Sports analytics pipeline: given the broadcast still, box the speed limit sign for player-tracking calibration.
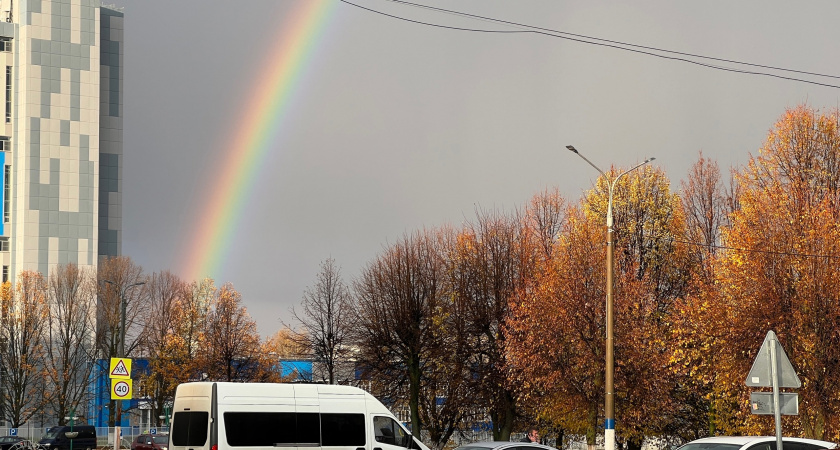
[111,379,133,400]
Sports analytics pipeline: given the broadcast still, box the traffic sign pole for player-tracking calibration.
[746,330,801,450]
[770,337,783,450]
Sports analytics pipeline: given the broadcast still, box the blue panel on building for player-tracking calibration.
[0,151,4,235]
[280,360,313,381]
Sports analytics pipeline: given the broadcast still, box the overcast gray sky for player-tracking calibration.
[117,0,840,337]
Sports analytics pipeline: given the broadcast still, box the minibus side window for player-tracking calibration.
[224,412,319,446]
[321,414,365,446]
[172,411,209,447]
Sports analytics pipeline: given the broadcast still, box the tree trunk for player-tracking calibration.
[409,355,422,436]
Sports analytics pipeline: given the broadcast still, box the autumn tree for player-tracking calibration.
[264,327,309,359]
[523,187,567,261]
[507,205,605,449]
[452,208,535,441]
[353,228,450,441]
[715,105,840,439]
[681,152,728,280]
[589,166,691,448]
[139,271,189,426]
[96,256,147,358]
[419,227,475,450]
[666,154,741,438]
[0,272,49,427]
[200,283,267,381]
[176,278,214,378]
[44,263,98,426]
[508,165,692,448]
[290,258,354,384]
[96,256,147,425]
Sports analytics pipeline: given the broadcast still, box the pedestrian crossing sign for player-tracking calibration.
[109,358,132,379]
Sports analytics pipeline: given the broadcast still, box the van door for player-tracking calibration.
[317,387,367,450]
[171,388,213,450]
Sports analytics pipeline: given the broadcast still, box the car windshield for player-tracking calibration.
[42,429,62,439]
[679,444,742,450]
[153,437,168,444]
[455,446,494,450]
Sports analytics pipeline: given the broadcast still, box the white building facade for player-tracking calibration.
[0,0,123,283]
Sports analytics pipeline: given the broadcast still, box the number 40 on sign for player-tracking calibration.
[111,379,133,400]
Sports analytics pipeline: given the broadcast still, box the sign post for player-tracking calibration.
[746,331,801,450]
[109,356,132,446]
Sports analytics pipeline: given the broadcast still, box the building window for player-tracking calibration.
[5,66,10,123]
[3,164,9,223]
[1,265,7,283]
[0,137,9,151]
[0,238,7,252]
[0,38,10,52]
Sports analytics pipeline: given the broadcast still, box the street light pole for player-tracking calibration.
[65,408,78,450]
[103,280,145,358]
[566,145,654,450]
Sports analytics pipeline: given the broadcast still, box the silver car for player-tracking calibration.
[677,436,837,450]
[455,441,554,450]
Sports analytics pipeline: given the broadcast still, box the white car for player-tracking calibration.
[677,436,837,450]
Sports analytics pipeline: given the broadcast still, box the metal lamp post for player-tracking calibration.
[566,145,654,450]
[65,408,79,450]
[103,280,145,358]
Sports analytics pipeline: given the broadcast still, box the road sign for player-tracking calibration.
[9,428,17,436]
[751,392,798,415]
[150,429,157,435]
[111,379,133,400]
[109,358,132,379]
[746,331,800,388]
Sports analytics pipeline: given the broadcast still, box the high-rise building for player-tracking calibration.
[0,0,123,284]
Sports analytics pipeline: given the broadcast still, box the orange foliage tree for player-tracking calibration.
[0,272,49,427]
[508,166,692,449]
[199,282,272,381]
[139,270,191,426]
[714,105,840,439]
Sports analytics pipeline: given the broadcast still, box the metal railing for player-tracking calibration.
[0,427,170,449]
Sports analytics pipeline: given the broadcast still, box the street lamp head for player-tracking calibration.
[566,145,578,153]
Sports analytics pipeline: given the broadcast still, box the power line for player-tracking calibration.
[385,0,840,81]
[674,238,840,260]
[337,0,840,89]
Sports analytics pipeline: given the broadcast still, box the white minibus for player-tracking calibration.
[169,382,429,450]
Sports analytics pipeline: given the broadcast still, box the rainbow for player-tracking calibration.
[181,0,336,282]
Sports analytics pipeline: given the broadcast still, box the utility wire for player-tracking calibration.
[337,0,840,89]
[386,0,840,81]
[673,238,840,260]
